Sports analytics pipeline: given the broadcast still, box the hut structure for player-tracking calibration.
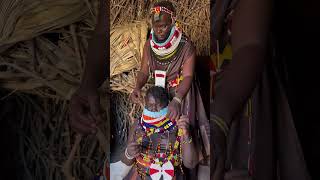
[0,0,209,179]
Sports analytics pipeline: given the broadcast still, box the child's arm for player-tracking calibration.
[110,120,139,179]
[120,120,140,166]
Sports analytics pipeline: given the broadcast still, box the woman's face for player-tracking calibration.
[145,95,166,112]
[151,13,173,41]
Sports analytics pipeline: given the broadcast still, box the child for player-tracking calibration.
[110,86,198,180]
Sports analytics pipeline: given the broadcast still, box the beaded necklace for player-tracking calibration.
[150,41,184,66]
[134,128,184,180]
[150,25,182,57]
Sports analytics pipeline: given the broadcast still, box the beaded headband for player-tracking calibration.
[150,6,176,22]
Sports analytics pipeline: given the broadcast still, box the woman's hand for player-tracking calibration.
[130,88,142,103]
[176,115,190,136]
[69,89,102,134]
[167,99,181,121]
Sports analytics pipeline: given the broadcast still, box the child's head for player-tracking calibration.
[145,86,169,112]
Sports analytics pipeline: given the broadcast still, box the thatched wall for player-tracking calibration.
[0,0,109,179]
[0,0,210,179]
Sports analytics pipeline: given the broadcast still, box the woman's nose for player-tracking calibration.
[157,28,163,34]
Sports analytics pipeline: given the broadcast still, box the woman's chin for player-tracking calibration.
[156,36,166,41]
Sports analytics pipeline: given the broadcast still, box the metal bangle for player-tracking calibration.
[173,96,182,104]
[125,148,134,160]
[210,114,229,137]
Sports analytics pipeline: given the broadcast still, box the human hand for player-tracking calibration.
[126,141,141,159]
[176,115,190,136]
[130,88,142,103]
[69,89,103,134]
[167,98,181,121]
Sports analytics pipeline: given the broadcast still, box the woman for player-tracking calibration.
[130,1,210,177]
[210,0,310,179]
[69,0,107,134]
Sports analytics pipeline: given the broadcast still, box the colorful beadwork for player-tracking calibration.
[150,26,182,57]
[150,6,176,20]
[141,107,176,133]
[134,126,184,180]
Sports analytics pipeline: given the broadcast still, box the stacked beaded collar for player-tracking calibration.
[150,25,182,57]
[134,128,184,180]
[140,107,176,134]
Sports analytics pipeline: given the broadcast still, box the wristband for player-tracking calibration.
[182,136,192,144]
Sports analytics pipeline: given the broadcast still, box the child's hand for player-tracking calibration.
[176,115,190,136]
[126,142,141,158]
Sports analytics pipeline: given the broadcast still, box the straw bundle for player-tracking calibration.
[0,0,97,53]
[110,21,148,77]
[0,0,111,179]
[0,0,100,99]
[1,93,109,180]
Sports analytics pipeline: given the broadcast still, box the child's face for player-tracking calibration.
[145,95,166,112]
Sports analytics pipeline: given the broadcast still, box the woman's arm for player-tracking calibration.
[79,0,108,93]
[211,0,272,179]
[212,0,272,126]
[134,43,150,90]
[168,43,195,121]
[175,44,196,100]
[68,0,108,134]
[130,43,150,103]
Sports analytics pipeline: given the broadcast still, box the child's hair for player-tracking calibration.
[145,86,169,106]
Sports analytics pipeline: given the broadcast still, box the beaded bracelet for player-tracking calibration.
[125,148,135,160]
[182,136,192,144]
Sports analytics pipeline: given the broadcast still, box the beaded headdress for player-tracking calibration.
[150,6,176,22]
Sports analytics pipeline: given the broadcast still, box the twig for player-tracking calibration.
[62,134,82,180]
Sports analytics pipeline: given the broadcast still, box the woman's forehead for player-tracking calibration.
[151,12,171,24]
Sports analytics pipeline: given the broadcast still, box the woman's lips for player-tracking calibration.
[156,35,166,40]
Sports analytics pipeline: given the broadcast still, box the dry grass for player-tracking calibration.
[0,0,210,179]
